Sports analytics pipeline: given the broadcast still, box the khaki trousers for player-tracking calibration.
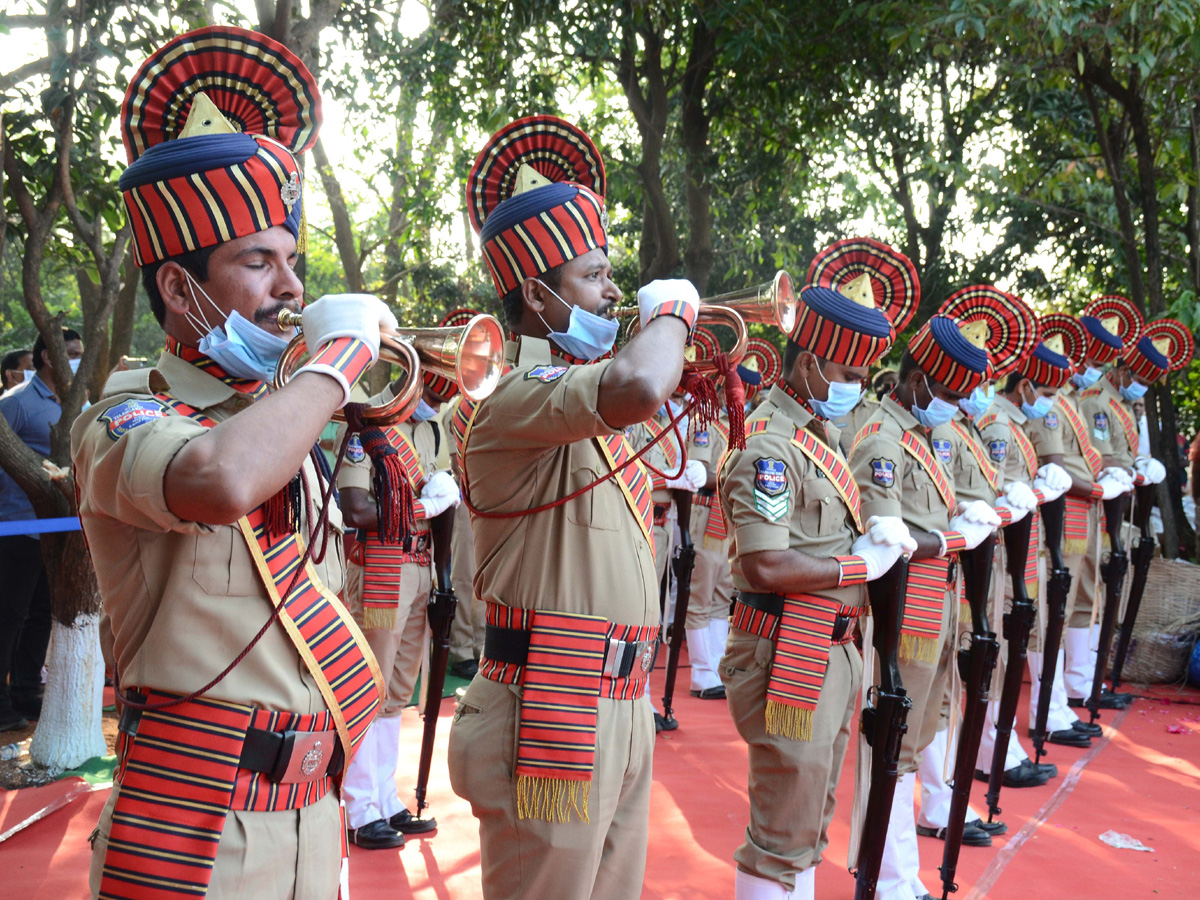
[447,675,655,900]
[89,783,341,900]
[686,541,733,630]
[721,627,861,889]
[448,502,485,662]
[358,561,432,717]
[897,589,955,775]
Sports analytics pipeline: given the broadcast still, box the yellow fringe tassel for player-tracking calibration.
[898,634,939,664]
[516,775,591,823]
[959,601,973,624]
[296,198,308,254]
[1063,538,1089,556]
[764,700,814,741]
[363,606,398,631]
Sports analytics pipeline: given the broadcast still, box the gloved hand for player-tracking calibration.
[1098,466,1135,491]
[1135,455,1166,485]
[851,532,908,582]
[665,458,707,492]
[957,499,1003,527]
[1000,481,1038,512]
[1097,470,1130,500]
[637,279,700,330]
[419,470,461,518]
[301,293,398,363]
[1035,462,1072,494]
[943,514,997,552]
[862,515,919,553]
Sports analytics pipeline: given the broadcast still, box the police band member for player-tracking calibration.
[337,377,460,847]
[446,115,699,900]
[74,28,389,899]
[719,254,919,900]
[850,312,1002,900]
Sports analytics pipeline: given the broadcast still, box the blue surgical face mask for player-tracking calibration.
[536,279,618,362]
[1073,366,1103,390]
[411,398,438,422]
[68,358,81,375]
[807,360,863,421]
[187,272,291,382]
[1119,376,1148,402]
[958,383,994,418]
[913,375,959,428]
[1021,385,1055,420]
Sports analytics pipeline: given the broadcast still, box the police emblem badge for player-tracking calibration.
[100,399,168,440]
[933,439,952,463]
[988,439,1007,462]
[753,457,790,521]
[871,458,895,488]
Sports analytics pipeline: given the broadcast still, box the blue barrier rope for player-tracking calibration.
[0,516,82,536]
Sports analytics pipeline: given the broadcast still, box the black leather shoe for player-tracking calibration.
[916,821,992,847]
[975,759,1049,788]
[349,819,405,849]
[1047,728,1091,748]
[448,658,479,679]
[654,712,678,733]
[1068,690,1130,710]
[970,817,1008,836]
[1034,760,1057,778]
[389,809,436,835]
[689,685,726,700]
[1072,720,1102,737]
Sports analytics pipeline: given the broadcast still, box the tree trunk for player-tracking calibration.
[107,250,140,371]
[28,613,106,769]
[312,137,364,293]
[679,16,716,294]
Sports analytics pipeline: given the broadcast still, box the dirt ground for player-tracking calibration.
[0,708,119,790]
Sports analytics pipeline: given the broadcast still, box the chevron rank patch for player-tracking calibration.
[988,439,1007,462]
[754,457,790,521]
[100,399,167,440]
[694,430,710,447]
[1044,412,1058,429]
[1093,412,1109,441]
[871,458,895,488]
[347,434,365,462]
[933,439,952,463]
[525,365,567,383]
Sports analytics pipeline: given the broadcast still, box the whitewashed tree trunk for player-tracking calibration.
[29,612,106,770]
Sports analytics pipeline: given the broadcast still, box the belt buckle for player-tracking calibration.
[638,640,655,674]
[273,730,333,784]
[603,638,627,678]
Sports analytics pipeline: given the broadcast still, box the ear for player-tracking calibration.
[520,277,547,316]
[157,262,193,318]
[905,365,925,392]
[790,349,813,383]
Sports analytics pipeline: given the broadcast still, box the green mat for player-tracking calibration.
[59,755,117,784]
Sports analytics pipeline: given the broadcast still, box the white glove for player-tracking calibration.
[862,515,918,554]
[1099,466,1134,491]
[419,470,461,517]
[956,499,1002,527]
[944,514,996,552]
[1097,471,1130,500]
[665,458,707,492]
[851,532,907,582]
[1135,455,1166,485]
[637,279,700,330]
[1036,462,1072,494]
[301,293,398,362]
[1032,476,1065,502]
[1000,481,1038,512]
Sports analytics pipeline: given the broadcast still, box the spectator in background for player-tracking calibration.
[0,327,83,731]
[1190,433,1200,503]
[1,349,33,397]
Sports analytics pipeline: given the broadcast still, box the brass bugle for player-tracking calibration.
[614,270,796,369]
[273,309,506,425]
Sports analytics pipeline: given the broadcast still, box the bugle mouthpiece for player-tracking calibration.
[277,309,304,328]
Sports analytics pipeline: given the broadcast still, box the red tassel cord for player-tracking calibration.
[359,427,415,546]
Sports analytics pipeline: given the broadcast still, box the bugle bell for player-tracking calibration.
[615,270,796,370]
[273,308,505,425]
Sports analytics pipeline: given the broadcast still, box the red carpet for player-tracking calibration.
[3,665,1197,899]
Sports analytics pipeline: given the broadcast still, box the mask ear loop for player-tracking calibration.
[182,269,223,337]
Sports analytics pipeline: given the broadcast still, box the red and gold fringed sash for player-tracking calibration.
[1064,494,1092,555]
[900,431,956,512]
[99,694,254,900]
[1023,515,1040,598]
[694,493,728,544]
[515,611,611,823]
[950,419,1000,492]
[902,557,951,662]
[789,425,863,532]
[380,424,426,491]
[1108,395,1139,454]
[597,433,655,552]
[1009,424,1039,481]
[644,415,683,472]
[1058,399,1103,478]
[360,541,429,630]
[850,420,882,457]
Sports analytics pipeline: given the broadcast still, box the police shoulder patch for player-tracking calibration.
[694,430,710,447]
[100,398,168,440]
[932,439,952,463]
[871,458,896,488]
[347,434,366,462]
[988,439,1008,462]
[1044,412,1058,429]
[1093,411,1109,441]
[753,457,791,521]
[525,365,568,383]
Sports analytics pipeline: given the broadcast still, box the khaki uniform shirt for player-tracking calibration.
[1025,393,1074,470]
[1077,375,1136,469]
[949,412,998,506]
[71,351,344,715]
[459,337,658,628]
[627,409,682,503]
[850,394,957,534]
[719,385,865,609]
[979,395,1036,486]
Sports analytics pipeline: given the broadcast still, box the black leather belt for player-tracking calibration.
[737,591,853,643]
[483,624,658,679]
[118,700,343,784]
[357,530,430,554]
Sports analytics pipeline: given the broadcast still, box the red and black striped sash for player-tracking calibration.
[694,493,728,543]
[950,419,1000,493]
[381,423,425,490]
[899,430,955,511]
[360,541,430,630]
[789,424,862,532]
[1108,395,1139,453]
[1058,398,1103,478]
[901,557,951,662]
[597,433,655,551]
[1008,423,1039,481]
[850,420,882,457]
[1064,495,1093,556]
